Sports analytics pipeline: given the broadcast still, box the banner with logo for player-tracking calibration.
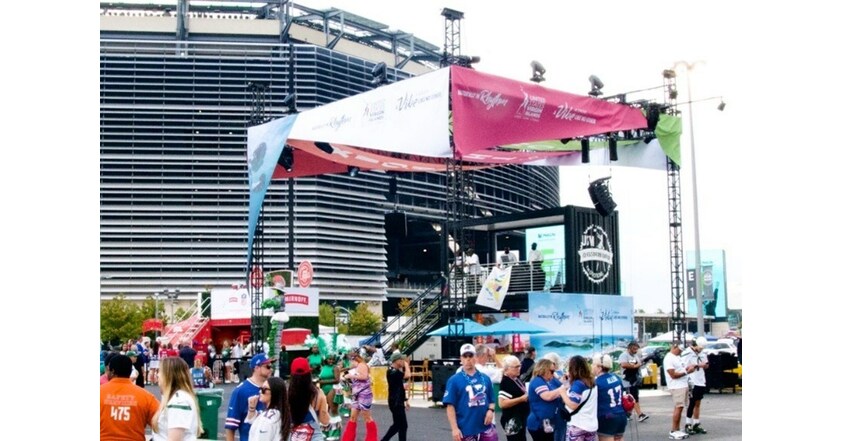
[246,115,298,267]
[211,286,258,320]
[475,266,513,310]
[451,66,647,156]
[528,292,634,360]
[685,249,728,320]
[210,286,319,319]
[290,67,452,157]
[282,288,319,317]
[563,206,621,294]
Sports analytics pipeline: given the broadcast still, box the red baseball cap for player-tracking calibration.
[291,357,311,375]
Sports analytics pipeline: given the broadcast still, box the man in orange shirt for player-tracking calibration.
[101,354,160,441]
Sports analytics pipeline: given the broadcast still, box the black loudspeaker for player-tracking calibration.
[385,211,407,237]
[588,177,616,216]
[431,362,460,402]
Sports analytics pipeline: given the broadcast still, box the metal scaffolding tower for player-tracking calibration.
[247,81,268,347]
[662,71,687,344]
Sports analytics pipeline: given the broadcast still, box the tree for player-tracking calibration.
[347,303,382,335]
[319,303,336,327]
[397,297,413,316]
[101,295,143,344]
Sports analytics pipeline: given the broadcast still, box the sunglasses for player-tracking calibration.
[259,387,271,394]
[461,353,475,358]
[261,364,274,369]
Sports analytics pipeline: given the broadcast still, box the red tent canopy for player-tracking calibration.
[142,318,164,333]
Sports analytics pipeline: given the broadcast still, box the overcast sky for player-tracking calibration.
[300,0,751,313]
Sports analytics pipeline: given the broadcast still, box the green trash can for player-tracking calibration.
[196,388,224,439]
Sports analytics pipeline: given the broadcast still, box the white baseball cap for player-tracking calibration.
[460,343,477,356]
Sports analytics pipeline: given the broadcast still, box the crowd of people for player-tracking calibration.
[440,339,712,441]
[101,335,716,441]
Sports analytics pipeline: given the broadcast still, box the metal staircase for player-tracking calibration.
[161,298,211,345]
[367,277,446,356]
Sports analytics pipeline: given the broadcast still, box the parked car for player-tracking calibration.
[639,345,668,366]
[702,340,737,356]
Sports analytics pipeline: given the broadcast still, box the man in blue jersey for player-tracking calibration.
[443,344,498,441]
[225,353,275,441]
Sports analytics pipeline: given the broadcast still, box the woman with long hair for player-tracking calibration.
[148,340,161,384]
[560,355,598,441]
[339,352,377,441]
[152,357,203,441]
[288,357,330,441]
[244,376,292,441]
[526,359,563,441]
[498,355,529,441]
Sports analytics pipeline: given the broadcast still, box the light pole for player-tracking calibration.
[165,288,180,323]
[154,292,160,338]
[673,60,705,336]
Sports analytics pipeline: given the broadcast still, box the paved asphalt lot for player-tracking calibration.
[143,382,741,440]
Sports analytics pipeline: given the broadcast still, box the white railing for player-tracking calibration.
[451,257,566,295]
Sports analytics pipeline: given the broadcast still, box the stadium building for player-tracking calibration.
[99,1,560,313]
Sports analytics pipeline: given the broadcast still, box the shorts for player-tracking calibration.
[565,425,596,441]
[461,424,498,441]
[690,385,706,401]
[669,387,688,408]
[626,384,639,402]
[597,413,628,436]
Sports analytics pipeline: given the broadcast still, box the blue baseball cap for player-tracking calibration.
[250,353,276,369]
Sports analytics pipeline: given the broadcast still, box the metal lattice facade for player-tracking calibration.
[100,8,559,304]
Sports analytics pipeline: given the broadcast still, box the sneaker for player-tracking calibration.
[692,424,707,434]
[685,424,696,435]
[669,431,690,439]
[638,413,650,422]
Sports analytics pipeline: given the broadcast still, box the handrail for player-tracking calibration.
[370,276,445,342]
[380,297,441,351]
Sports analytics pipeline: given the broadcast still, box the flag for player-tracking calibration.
[475,266,512,310]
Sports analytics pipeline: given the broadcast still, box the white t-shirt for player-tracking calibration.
[663,351,689,390]
[153,390,199,441]
[232,344,244,359]
[245,408,283,441]
[567,386,598,432]
[465,254,481,275]
[475,363,503,384]
[682,349,708,387]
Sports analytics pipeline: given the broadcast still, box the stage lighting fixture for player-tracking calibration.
[560,138,571,145]
[588,176,617,216]
[315,141,334,154]
[669,86,678,99]
[588,75,604,97]
[278,146,294,172]
[530,60,546,83]
[717,100,726,111]
[441,7,464,20]
[447,55,480,68]
[662,69,676,79]
[348,166,360,177]
[581,138,590,163]
[370,62,388,87]
[646,103,663,131]
[609,136,618,161]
